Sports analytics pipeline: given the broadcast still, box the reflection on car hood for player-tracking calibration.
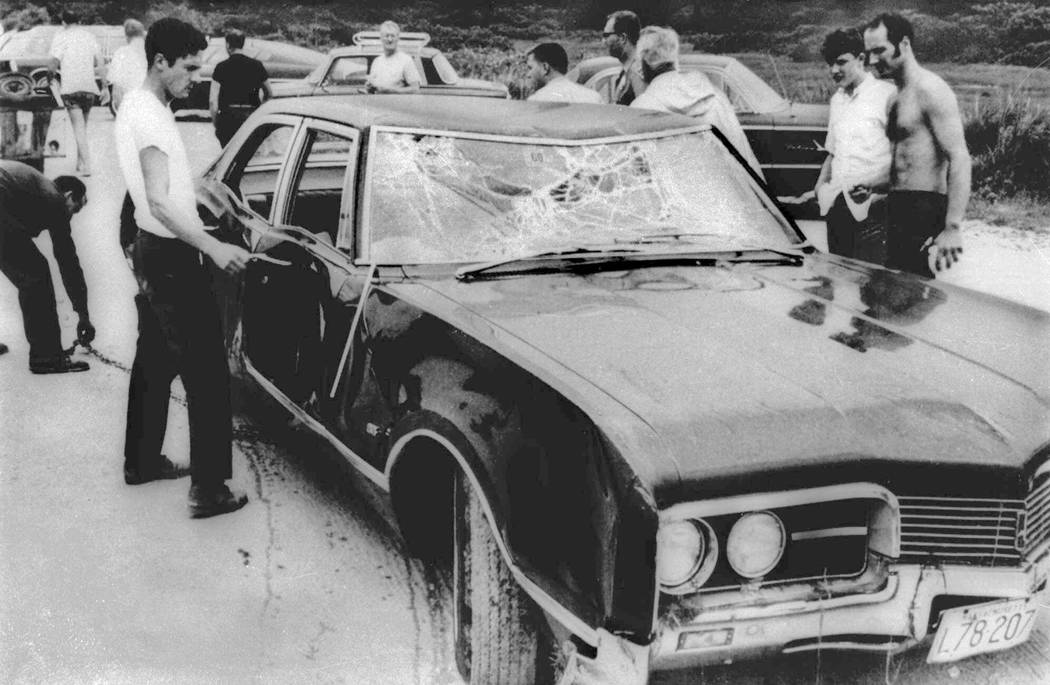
[397,255,1050,494]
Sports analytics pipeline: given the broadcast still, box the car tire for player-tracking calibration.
[453,468,541,685]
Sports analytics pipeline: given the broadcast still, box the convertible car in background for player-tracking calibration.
[170,36,326,115]
[197,94,1050,684]
[569,54,829,218]
[268,31,509,100]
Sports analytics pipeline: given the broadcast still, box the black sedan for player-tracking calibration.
[197,95,1050,684]
[569,54,829,218]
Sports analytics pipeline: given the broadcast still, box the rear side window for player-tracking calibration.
[326,56,370,84]
[223,123,295,220]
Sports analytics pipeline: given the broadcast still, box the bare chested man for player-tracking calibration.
[862,13,971,277]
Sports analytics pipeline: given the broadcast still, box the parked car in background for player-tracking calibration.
[169,36,325,115]
[198,94,1050,684]
[569,54,829,218]
[0,23,124,95]
[268,31,509,101]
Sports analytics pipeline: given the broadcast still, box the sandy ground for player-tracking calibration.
[0,110,1047,684]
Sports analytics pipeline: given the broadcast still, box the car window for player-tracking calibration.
[589,71,616,104]
[285,128,357,248]
[365,129,795,264]
[429,53,459,85]
[326,56,370,84]
[223,123,295,220]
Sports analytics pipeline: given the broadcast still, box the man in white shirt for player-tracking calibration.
[49,10,100,176]
[115,17,251,518]
[366,21,420,94]
[813,28,896,264]
[526,43,602,104]
[105,18,147,111]
[631,27,762,178]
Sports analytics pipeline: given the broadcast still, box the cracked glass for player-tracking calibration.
[365,130,796,265]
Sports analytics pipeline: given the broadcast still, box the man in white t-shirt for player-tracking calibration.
[49,10,100,175]
[115,17,251,518]
[813,28,896,264]
[366,21,421,94]
[525,42,602,104]
[105,18,147,111]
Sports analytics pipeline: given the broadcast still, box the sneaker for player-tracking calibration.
[124,455,191,485]
[29,355,89,374]
[188,484,248,519]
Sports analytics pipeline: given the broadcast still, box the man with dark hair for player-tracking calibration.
[863,12,971,277]
[526,42,602,103]
[0,161,94,373]
[115,17,250,517]
[49,10,101,175]
[209,29,272,147]
[814,28,895,264]
[603,10,644,105]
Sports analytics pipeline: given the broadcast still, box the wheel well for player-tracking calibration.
[389,435,458,564]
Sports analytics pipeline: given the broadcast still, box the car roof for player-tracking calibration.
[328,44,439,59]
[257,94,700,139]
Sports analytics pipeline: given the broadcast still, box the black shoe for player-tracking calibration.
[188,484,248,519]
[29,355,89,374]
[0,342,8,355]
[125,455,191,485]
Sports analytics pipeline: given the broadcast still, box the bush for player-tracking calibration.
[965,97,1050,201]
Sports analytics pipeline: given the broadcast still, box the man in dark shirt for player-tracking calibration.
[209,29,272,147]
[0,161,95,373]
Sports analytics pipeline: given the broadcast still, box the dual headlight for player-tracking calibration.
[657,511,786,593]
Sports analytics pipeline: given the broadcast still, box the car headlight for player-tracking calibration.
[726,511,786,579]
[657,519,718,593]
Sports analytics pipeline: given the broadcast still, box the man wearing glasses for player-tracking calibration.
[602,10,645,105]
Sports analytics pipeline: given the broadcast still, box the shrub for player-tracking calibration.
[965,97,1050,201]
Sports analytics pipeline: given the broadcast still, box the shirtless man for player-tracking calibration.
[863,13,971,277]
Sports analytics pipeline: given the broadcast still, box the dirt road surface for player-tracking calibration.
[1,110,1047,684]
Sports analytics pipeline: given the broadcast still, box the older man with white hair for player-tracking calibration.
[366,21,421,94]
[631,26,762,178]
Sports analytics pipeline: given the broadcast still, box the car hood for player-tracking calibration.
[394,256,1049,495]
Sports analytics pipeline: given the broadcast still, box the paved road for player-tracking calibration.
[1,109,1047,684]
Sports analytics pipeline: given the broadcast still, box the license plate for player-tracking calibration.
[927,597,1039,663]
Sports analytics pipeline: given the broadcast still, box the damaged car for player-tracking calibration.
[197,94,1050,684]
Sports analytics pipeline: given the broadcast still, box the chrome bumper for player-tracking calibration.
[648,552,1050,672]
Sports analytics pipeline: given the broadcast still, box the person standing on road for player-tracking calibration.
[603,10,645,105]
[0,161,94,374]
[526,43,603,103]
[105,19,147,112]
[631,26,763,178]
[49,10,101,176]
[115,17,250,518]
[813,28,896,265]
[862,13,971,277]
[209,29,272,147]
[366,21,421,94]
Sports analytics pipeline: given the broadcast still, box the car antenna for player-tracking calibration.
[767,51,789,102]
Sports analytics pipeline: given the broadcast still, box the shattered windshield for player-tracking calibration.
[364,128,797,265]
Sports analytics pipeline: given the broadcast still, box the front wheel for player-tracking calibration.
[453,469,542,684]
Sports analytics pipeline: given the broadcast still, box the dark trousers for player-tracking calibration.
[826,194,887,266]
[886,190,948,279]
[0,225,63,360]
[214,110,251,148]
[124,232,232,486]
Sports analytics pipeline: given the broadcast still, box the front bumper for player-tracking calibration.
[649,552,1050,672]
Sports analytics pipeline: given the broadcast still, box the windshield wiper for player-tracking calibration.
[456,246,641,281]
[455,246,801,281]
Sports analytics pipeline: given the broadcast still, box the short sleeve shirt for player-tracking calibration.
[49,27,101,95]
[107,38,147,92]
[368,51,420,90]
[824,74,896,188]
[114,89,202,238]
[213,53,269,109]
[528,77,603,104]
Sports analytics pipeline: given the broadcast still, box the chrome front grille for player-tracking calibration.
[1024,474,1050,556]
[898,497,1024,567]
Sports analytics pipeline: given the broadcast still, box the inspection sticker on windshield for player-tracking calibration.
[927,597,1038,663]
